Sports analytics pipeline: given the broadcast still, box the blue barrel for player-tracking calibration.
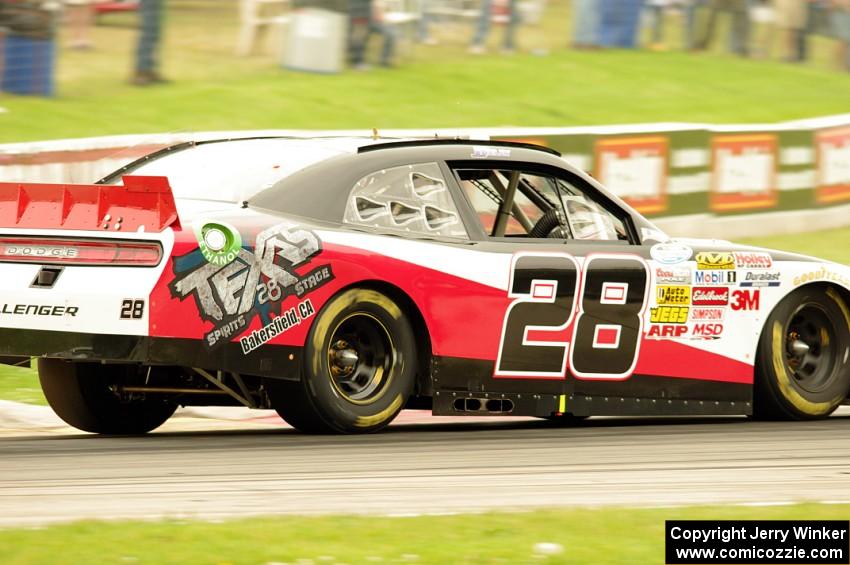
[1,34,55,96]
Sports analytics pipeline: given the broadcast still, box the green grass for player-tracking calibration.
[0,504,847,564]
[2,226,850,406]
[0,1,848,142]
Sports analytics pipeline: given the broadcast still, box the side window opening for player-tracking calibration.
[455,167,630,242]
[343,163,468,239]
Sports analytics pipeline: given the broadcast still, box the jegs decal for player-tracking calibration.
[170,221,334,351]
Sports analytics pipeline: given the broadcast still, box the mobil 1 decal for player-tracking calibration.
[494,253,649,381]
[169,220,334,351]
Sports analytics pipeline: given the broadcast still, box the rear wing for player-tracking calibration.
[0,176,180,233]
[0,176,180,232]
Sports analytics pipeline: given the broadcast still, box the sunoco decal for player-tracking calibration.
[170,221,334,351]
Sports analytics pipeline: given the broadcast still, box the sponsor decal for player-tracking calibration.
[695,251,735,270]
[690,323,723,338]
[793,267,850,287]
[650,243,692,265]
[646,324,688,339]
[693,270,737,285]
[740,271,781,287]
[649,306,689,324]
[240,298,316,354]
[656,285,690,306]
[655,266,691,284]
[0,304,78,316]
[193,220,242,267]
[170,221,334,351]
[731,289,760,311]
[471,146,511,158]
[690,307,725,321]
[691,286,729,306]
[734,251,772,269]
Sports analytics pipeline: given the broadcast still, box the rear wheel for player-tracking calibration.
[269,288,417,434]
[38,360,177,434]
[754,286,850,420]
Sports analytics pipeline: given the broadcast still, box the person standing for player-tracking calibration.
[696,0,750,55]
[132,0,166,85]
[348,0,397,68]
[774,0,809,61]
[572,0,601,48]
[469,0,518,54]
[64,0,94,49]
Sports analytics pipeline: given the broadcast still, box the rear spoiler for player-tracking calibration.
[0,176,180,232]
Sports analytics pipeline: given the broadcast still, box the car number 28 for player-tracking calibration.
[494,253,649,380]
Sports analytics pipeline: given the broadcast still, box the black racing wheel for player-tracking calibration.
[38,360,177,434]
[269,288,417,434]
[754,286,850,420]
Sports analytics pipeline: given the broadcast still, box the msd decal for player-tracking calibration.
[169,221,334,351]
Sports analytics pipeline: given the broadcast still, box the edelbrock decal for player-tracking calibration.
[650,243,692,265]
[170,221,334,351]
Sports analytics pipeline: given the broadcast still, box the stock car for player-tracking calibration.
[0,137,848,434]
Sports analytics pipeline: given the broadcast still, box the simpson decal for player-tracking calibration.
[170,221,334,350]
[695,252,735,270]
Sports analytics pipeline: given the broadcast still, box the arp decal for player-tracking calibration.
[170,221,334,351]
[695,252,735,270]
[646,324,688,339]
[731,289,760,311]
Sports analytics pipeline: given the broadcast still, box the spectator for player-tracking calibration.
[132,0,166,85]
[681,0,706,50]
[834,0,850,69]
[573,0,601,48]
[469,0,518,54]
[349,0,397,68]
[597,0,645,48]
[64,0,93,49]
[774,0,809,61]
[644,0,671,50]
[695,0,750,55]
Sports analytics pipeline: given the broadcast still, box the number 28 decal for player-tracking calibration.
[495,253,649,381]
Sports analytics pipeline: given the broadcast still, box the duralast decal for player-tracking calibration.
[170,221,334,351]
[740,271,780,287]
[695,252,735,270]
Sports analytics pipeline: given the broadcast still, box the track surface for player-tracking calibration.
[2,409,849,526]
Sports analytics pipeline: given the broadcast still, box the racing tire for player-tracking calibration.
[269,288,417,434]
[38,359,177,434]
[753,286,850,420]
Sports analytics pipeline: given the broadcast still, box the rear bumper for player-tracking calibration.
[0,328,302,380]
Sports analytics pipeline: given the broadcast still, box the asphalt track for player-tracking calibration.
[1,408,849,526]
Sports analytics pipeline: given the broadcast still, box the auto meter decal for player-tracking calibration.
[170,220,334,351]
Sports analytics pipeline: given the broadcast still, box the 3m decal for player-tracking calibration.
[693,270,737,285]
[655,266,691,284]
[691,286,729,306]
[194,220,243,266]
[690,307,725,321]
[646,324,688,339]
[656,285,690,305]
[734,251,772,269]
[120,299,145,320]
[649,306,689,324]
[731,289,760,311]
[170,221,334,351]
[650,243,692,265]
[740,271,780,287]
[494,253,649,380]
[695,252,735,270]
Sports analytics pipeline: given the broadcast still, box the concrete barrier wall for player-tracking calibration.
[1,115,849,239]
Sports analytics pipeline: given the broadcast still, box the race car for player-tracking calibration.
[0,137,848,434]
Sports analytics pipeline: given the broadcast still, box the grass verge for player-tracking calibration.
[0,504,848,564]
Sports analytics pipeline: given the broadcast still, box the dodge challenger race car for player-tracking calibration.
[0,137,848,434]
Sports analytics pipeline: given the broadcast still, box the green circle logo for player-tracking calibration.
[194,221,242,266]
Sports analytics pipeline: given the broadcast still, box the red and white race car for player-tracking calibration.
[0,137,848,434]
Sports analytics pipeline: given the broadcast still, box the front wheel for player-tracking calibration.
[38,360,177,434]
[754,286,850,420]
[269,288,417,434]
